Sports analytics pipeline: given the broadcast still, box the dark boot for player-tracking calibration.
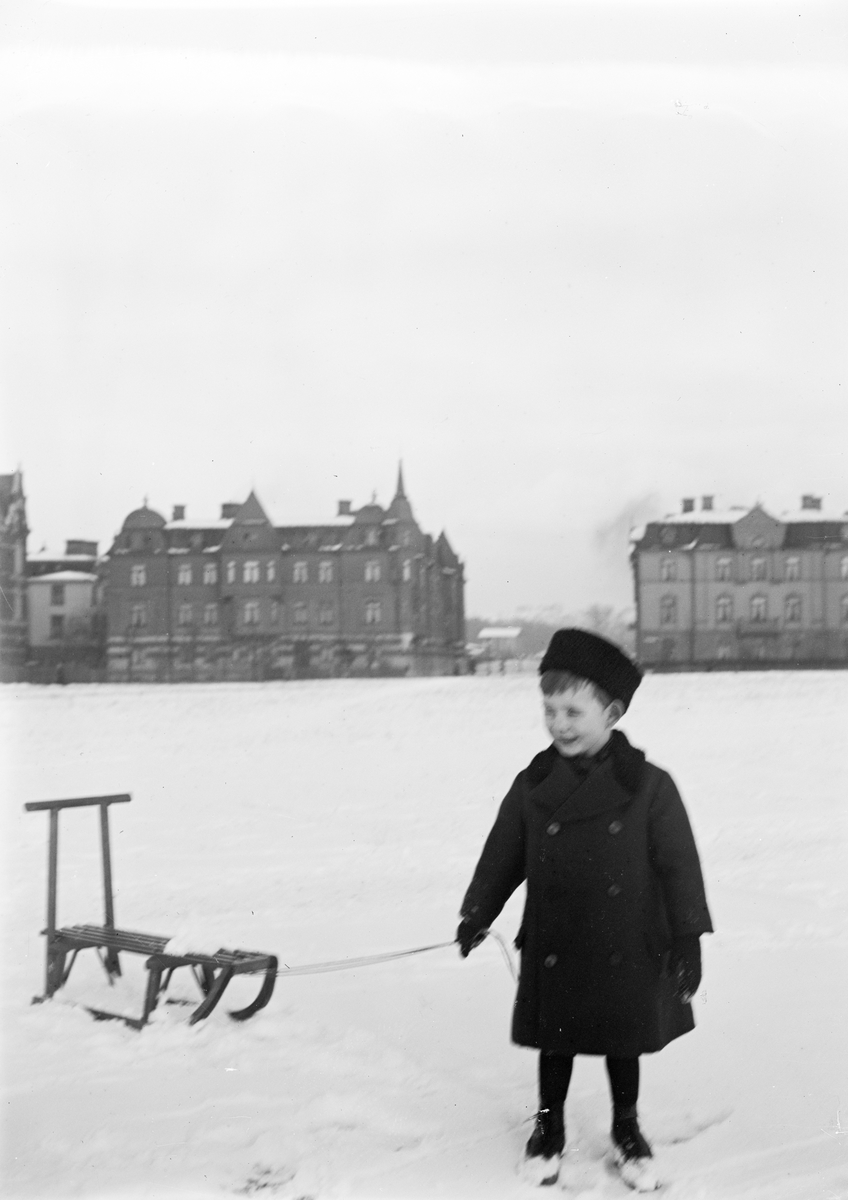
[521,1108,565,1186]
[611,1110,660,1192]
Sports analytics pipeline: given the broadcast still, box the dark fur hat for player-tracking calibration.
[539,628,643,710]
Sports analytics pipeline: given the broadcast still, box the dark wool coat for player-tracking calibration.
[461,731,713,1057]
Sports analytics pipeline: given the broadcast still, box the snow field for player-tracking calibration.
[1,672,847,1199]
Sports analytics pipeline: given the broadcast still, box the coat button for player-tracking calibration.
[544,954,558,968]
[608,820,623,835]
[609,952,622,967]
[607,884,622,897]
[547,822,561,836]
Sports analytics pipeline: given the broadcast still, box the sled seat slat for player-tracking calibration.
[56,924,273,971]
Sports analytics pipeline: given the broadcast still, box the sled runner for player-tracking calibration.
[25,794,278,1029]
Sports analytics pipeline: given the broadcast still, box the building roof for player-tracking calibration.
[478,626,522,639]
[28,571,99,583]
[122,505,167,531]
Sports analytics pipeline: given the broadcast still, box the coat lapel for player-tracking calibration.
[528,751,633,824]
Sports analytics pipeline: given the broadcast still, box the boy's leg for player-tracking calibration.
[605,1055,639,1116]
[539,1051,574,1115]
[605,1056,660,1192]
[522,1053,572,1184]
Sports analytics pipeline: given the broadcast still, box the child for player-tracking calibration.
[457,629,712,1192]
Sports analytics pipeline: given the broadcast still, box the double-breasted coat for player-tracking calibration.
[460,730,713,1057]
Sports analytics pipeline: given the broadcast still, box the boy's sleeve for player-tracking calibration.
[648,771,714,938]
[459,773,527,931]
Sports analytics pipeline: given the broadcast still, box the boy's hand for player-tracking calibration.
[669,936,702,1002]
[456,917,488,958]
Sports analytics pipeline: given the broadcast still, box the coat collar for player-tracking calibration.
[525,730,647,824]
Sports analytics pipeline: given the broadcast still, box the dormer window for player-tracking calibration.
[131,564,146,587]
[659,557,677,582]
[365,528,379,547]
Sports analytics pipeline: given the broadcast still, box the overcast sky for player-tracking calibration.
[2,0,846,617]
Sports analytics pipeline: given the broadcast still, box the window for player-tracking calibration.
[49,613,64,639]
[716,557,732,582]
[365,528,379,546]
[243,560,260,584]
[243,600,261,625]
[293,561,308,583]
[270,600,281,624]
[365,559,381,582]
[784,595,802,624]
[717,644,733,660]
[318,560,333,583]
[50,584,65,607]
[716,595,733,624]
[203,563,217,585]
[178,603,193,625]
[266,560,276,583]
[752,557,767,581]
[131,564,146,587]
[659,595,677,626]
[401,530,411,547]
[293,601,308,624]
[177,563,192,586]
[659,557,677,581]
[319,604,334,625]
[750,595,768,622]
[402,559,412,582]
[841,556,848,580]
[785,557,800,582]
[365,599,382,625]
[203,603,218,626]
[226,561,236,584]
[130,603,147,628]
[191,533,203,550]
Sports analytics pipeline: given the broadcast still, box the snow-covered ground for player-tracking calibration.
[1,673,846,1200]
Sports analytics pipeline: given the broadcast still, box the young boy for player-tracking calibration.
[457,629,712,1192]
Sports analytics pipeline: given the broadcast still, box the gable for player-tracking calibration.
[731,506,786,550]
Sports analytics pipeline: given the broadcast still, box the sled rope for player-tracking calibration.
[276,929,518,981]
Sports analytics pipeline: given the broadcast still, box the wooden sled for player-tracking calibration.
[25,794,277,1029]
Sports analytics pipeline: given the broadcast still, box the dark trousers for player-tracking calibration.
[539,1053,640,1117]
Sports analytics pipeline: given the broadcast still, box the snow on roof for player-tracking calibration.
[658,507,750,525]
[28,552,96,562]
[478,626,522,640]
[28,571,98,583]
[164,519,233,531]
[780,508,848,523]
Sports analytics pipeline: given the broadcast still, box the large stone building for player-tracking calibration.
[106,467,466,680]
[0,470,28,680]
[631,495,848,668]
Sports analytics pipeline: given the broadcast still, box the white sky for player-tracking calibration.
[2,0,847,616]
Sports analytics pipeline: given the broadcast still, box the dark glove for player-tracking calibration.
[456,916,487,958]
[668,936,701,1003]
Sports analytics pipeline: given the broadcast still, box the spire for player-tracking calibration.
[395,461,407,500]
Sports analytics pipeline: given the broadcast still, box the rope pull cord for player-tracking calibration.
[275,929,517,982]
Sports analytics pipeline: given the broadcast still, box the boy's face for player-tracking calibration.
[543,683,618,758]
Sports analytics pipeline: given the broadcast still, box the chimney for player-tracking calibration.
[702,495,714,511]
[801,494,822,510]
[337,500,352,516]
[221,502,240,519]
[172,504,186,521]
[682,498,695,513]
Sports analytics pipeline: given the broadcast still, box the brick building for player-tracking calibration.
[0,470,28,680]
[106,467,466,680]
[631,495,848,668]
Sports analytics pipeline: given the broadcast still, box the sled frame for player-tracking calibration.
[25,794,277,1029]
